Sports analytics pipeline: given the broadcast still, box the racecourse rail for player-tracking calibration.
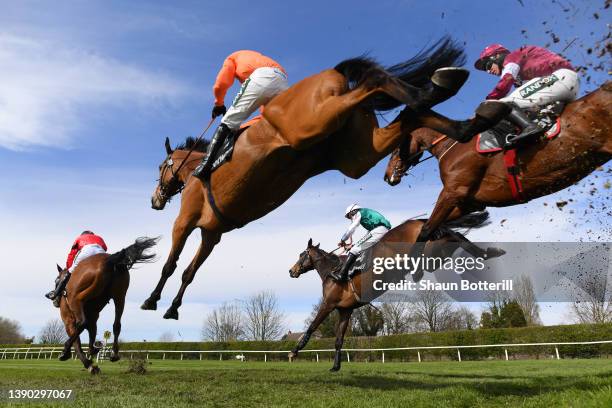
[2,340,612,363]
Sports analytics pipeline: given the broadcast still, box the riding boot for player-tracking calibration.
[193,123,234,179]
[45,272,71,300]
[330,253,357,282]
[504,107,542,148]
[451,101,512,143]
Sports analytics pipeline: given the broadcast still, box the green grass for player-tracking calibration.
[0,358,611,407]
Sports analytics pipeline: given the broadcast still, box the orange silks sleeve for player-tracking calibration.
[213,57,237,106]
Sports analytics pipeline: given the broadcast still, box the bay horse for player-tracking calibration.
[56,237,158,374]
[143,38,511,320]
[288,212,498,371]
[384,82,612,242]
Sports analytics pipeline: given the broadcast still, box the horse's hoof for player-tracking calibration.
[432,67,469,93]
[163,308,179,320]
[486,247,506,259]
[58,352,71,361]
[109,354,120,362]
[88,365,101,375]
[141,298,157,311]
[329,366,340,372]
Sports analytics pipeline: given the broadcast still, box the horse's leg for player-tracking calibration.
[164,229,222,320]
[141,215,196,310]
[86,314,99,358]
[417,188,464,242]
[289,302,337,358]
[110,296,125,362]
[405,104,511,142]
[330,308,352,372]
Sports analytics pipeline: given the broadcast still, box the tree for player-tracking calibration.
[410,290,454,332]
[0,317,24,344]
[38,319,67,344]
[571,273,612,324]
[243,291,285,341]
[513,274,541,325]
[500,300,527,328]
[202,302,244,342]
[380,302,414,335]
[352,304,384,336]
[481,299,526,328]
[443,305,479,331]
[158,331,174,342]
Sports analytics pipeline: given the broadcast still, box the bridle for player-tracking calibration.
[156,118,216,204]
[157,155,185,204]
[390,134,450,181]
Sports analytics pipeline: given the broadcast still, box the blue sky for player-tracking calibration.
[1,0,610,341]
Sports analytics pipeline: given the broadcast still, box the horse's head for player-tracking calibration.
[384,133,423,186]
[151,137,185,210]
[289,238,320,278]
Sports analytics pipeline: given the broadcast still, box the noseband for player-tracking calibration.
[157,156,185,204]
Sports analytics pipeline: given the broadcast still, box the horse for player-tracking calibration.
[143,38,511,320]
[287,212,499,371]
[56,237,158,374]
[383,82,612,242]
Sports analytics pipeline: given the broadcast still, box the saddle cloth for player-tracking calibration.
[210,126,249,172]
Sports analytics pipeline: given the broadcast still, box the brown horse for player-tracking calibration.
[287,212,498,371]
[56,237,158,374]
[384,82,612,242]
[143,39,511,320]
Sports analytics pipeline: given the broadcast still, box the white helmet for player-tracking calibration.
[345,203,361,217]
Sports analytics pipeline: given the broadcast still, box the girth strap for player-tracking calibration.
[502,149,526,203]
[203,175,245,230]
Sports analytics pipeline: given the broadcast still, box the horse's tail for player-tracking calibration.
[105,236,159,272]
[442,211,491,230]
[334,35,465,111]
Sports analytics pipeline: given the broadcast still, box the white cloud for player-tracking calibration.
[0,34,190,150]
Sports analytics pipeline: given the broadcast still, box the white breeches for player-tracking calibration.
[349,226,390,255]
[221,67,289,130]
[500,68,579,110]
[69,244,106,273]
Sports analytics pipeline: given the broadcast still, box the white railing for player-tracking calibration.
[1,339,611,363]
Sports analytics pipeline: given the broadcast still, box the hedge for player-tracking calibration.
[5,323,610,362]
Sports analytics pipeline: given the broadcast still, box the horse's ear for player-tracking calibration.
[165,137,173,155]
[56,264,63,273]
[315,243,320,248]
[307,238,313,247]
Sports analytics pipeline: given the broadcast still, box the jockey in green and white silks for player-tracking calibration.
[330,204,391,281]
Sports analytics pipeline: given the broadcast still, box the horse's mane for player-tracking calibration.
[174,136,210,153]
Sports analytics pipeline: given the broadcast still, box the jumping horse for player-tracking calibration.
[288,212,499,371]
[144,37,511,319]
[384,82,612,242]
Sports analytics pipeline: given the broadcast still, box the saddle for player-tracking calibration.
[210,126,249,172]
[475,103,564,202]
[476,102,564,153]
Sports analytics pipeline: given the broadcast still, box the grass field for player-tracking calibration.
[0,358,611,407]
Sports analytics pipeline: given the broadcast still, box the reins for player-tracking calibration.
[402,134,448,167]
[159,118,216,198]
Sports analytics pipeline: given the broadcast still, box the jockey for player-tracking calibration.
[193,50,289,179]
[45,231,107,303]
[474,44,579,147]
[330,204,391,282]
